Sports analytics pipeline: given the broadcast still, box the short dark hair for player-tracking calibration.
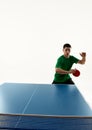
[63,43,71,49]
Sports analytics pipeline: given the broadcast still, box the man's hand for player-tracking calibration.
[78,52,86,64]
[69,69,77,74]
[80,52,86,58]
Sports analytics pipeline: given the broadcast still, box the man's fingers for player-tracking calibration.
[80,52,86,57]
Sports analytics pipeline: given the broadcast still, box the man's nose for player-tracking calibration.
[66,51,69,53]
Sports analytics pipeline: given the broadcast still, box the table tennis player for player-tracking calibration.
[52,43,86,84]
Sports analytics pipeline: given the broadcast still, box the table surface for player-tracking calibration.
[0,83,92,117]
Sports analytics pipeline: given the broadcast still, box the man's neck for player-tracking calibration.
[63,54,70,58]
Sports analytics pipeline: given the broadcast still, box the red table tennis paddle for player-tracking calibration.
[73,69,80,77]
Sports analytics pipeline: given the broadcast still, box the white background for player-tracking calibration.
[0,0,92,108]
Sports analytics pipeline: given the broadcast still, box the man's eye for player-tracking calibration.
[65,49,70,51]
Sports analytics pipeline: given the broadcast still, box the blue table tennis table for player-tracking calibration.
[0,83,92,129]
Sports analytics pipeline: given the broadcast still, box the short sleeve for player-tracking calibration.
[71,56,79,64]
[55,57,62,68]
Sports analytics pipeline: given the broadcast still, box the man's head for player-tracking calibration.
[63,43,71,57]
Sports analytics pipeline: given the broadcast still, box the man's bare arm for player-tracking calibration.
[55,68,76,75]
[78,52,86,64]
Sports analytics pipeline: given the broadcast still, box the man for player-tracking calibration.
[52,43,86,84]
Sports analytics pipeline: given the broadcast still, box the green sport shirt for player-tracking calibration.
[54,55,79,83]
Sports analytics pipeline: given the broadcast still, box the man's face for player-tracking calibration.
[63,47,71,57]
